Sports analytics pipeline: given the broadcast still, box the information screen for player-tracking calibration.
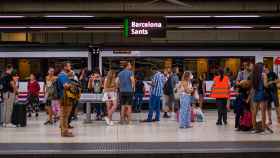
[124,17,166,38]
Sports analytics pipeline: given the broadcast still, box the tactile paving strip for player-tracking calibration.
[0,141,279,155]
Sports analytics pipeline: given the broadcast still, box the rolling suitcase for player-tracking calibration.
[11,102,27,127]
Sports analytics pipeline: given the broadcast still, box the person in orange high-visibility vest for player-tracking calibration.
[211,68,231,125]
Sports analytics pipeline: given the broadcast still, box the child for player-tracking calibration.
[234,80,250,131]
[27,73,40,117]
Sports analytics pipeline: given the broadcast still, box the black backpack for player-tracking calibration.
[163,77,173,95]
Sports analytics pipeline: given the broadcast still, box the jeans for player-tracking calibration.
[95,103,105,117]
[216,99,228,124]
[147,95,161,121]
[134,93,144,112]
[179,94,192,128]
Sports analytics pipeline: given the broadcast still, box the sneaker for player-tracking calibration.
[44,120,53,125]
[6,124,17,128]
[68,125,74,129]
[35,113,39,117]
[109,121,114,126]
[252,129,264,134]
[2,123,6,127]
[140,119,153,123]
[61,132,74,137]
[152,119,160,122]
[163,113,171,118]
[104,117,110,125]
[216,122,222,126]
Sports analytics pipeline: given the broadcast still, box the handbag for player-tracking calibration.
[173,88,180,100]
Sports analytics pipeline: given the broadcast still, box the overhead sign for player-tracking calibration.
[124,17,166,38]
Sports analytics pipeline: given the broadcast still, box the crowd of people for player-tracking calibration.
[0,60,280,137]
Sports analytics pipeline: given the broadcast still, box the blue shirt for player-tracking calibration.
[57,71,70,99]
[118,69,134,92]
[150,71,165,97]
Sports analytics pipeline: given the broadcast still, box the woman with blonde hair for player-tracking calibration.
[176,71,193,128]
[103,70,118,126]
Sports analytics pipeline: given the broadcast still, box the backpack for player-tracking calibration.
[163,77,173,95]
[65,80,82,101]
[49,79,59,100]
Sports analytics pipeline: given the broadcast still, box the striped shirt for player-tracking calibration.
[150,71,165,97]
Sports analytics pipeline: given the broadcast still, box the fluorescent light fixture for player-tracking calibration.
[177,26,214,29]
[214,15,260,18]
[45,15,94,18]
[216,26,253,29]
[269,26,280,29]
[0,15,25,18]
[29,26,68,29]
[0,26,27,29]
[165,16,211,18]
[84,26,123,29]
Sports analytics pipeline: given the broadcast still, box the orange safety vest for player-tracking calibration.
[211,75,230,99]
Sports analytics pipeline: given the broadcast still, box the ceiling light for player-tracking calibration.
[0,15,25,18]
[269,26,280,29]
[216,26,253,29]
[45,15,94,18]
[0,26,27,29]
[214,15,260,18]
[165,16,211,18]
[84,26,123,29]
[29,26,68,29]
[177,26,214,29]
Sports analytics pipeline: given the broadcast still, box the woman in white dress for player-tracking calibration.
[103,70,118,126]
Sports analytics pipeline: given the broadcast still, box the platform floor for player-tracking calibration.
[0,110,279,143]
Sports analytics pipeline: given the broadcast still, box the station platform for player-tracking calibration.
[0,111,279,158]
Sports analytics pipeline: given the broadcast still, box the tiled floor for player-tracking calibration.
[0,111,279,143]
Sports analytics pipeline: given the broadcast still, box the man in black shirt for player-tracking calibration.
[1,65,16,128]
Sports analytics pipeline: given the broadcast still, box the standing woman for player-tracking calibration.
[211,68,231,125]
[103,70,118,126]
[44,68,57,125]
[252,63,268,133]
[177,71,193,128]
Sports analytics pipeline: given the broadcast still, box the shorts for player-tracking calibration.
[120,92,133,106]
[103,92,117,101]
[267,90,279,108]
[164,95,179,111]
[164,95,174,108]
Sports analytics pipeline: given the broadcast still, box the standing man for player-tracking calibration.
[57,62,73,137]
[2,65,17,128]
[117,62,135,124]
[236,62,250,84]
[143,67,165,122]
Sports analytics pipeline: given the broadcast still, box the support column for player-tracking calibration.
[84,51,93,123]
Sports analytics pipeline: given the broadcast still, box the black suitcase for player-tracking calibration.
[11,102,27,127]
